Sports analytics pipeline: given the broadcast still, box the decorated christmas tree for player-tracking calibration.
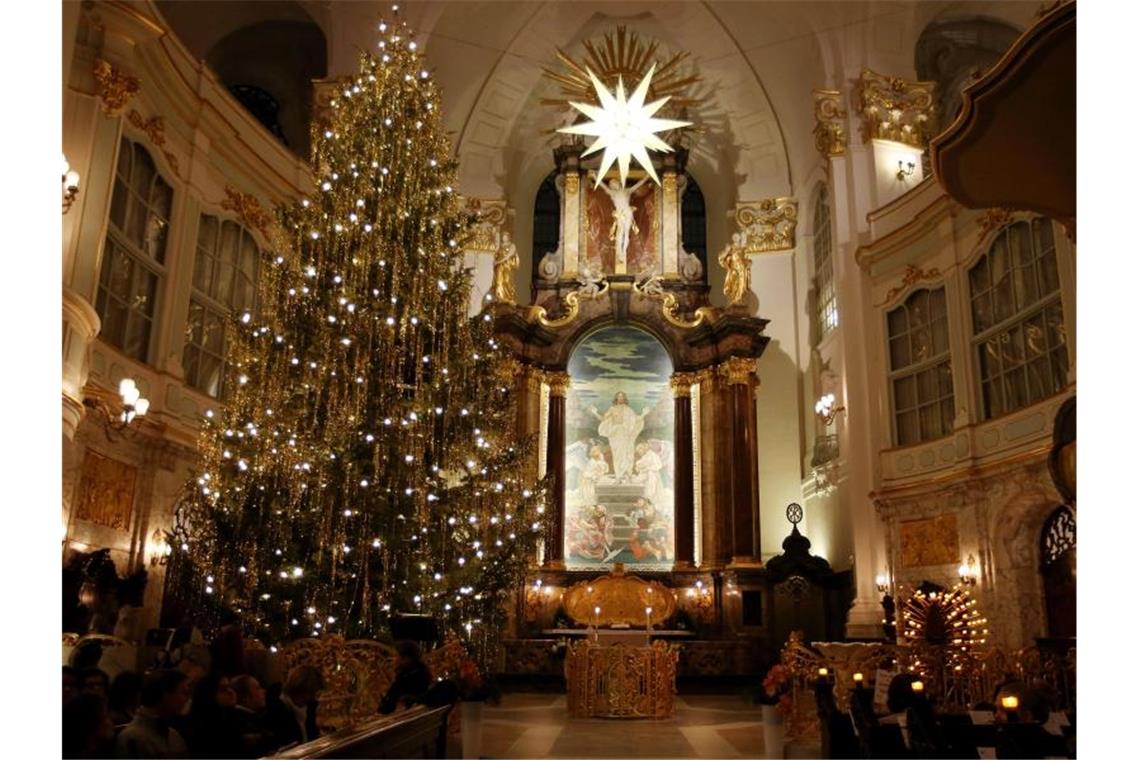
[170,10,547,661]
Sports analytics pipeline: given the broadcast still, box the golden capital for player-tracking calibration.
[564,171,580,196]
[717,356,757,386]
[494,356,522,386]
[851,68,935,148]
[546,372,571,397]
[812,88,847,158]
[662,171,678,195]
[669,372,701,397]
[93,58,140,117]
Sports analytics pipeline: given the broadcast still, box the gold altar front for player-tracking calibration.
[565,639,678,719]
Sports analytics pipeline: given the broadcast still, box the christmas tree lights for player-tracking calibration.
[169,7,548,663]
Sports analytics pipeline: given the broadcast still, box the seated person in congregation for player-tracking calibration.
[379,641,433,714]
[264,664,325,750]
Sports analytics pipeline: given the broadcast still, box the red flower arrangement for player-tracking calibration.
[457,658,500,704]
[761,663,794,718]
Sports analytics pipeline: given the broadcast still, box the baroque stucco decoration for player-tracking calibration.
[851,68,936,148]
[733,199,799,254]
[93,58,140,117]
[812,89,847,158]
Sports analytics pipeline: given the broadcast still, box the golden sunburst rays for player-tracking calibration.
[542,26,702,115]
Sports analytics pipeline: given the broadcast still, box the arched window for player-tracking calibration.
[969,219,1067,419]
[1040,506,1075,638]
[887,288,953,445]
[183,215,261,398]
[229,84,288,147]
[813,187,838,342]
[681,174,707,275]
[96,137,174,363]
[531,172,560,276]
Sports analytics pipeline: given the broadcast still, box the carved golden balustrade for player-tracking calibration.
[277,635,466,731]
[775,630,1075,743]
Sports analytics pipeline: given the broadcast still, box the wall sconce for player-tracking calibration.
[62,154,81,214]
[910,679,925,695]
[895,160,915,181]
[815,393,845,426]
[958,554,979,586]
[84,378,150,439]
[875,573,890,594]
[149,528,172,567]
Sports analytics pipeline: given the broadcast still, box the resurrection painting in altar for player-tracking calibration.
[584,177,660,275]
[564,325,674,569]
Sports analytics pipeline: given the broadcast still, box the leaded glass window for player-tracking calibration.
[970,219,1068,419]
[183,214,260,398]
[95,138,173,362]
[887,288,954,445]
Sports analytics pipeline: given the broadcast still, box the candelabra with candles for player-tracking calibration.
[83,378,150,439]
[877,573,897,642]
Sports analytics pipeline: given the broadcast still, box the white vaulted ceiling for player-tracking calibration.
[154,0,1039,207]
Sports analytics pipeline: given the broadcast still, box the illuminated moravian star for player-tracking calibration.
[558,63,691,187]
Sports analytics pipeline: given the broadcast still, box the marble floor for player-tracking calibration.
[476,693,786,759]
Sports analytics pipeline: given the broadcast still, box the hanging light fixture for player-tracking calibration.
[83,378,150,439]
[62,154,81,214]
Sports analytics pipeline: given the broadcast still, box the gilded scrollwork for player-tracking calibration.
[812,89,847,158]
[874,264,942,308]
[975,207,1017,244]
[562,569,677,626]
[851,68,936,148]
[93,58,140,116]
[733,198,799,254]
[465,198,511,254]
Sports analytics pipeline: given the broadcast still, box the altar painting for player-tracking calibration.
[584,180,660,275]
[564,326,674,569]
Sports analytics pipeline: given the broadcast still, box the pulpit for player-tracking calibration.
[561,567,679,718]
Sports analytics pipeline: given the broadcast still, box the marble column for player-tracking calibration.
[670,373,698,568]
[544,372,570,568]
[719,357,761,565]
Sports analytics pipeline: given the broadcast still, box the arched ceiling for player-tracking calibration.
[153,0,1041,205]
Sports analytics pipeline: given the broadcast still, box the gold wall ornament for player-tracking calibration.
[874,264,943,308]
[126,109,165,147]
[734,198,799,254]
[74,450,137,531]
[542,26,702,116]
[633,270,718,328]
[898,514,960,568]
[220,186,273,240]
[93,58,140,117]
[717,356,757,386]
[565,171,580,197]
[812,89,848,158]
[562,568,678,626]
[975,207,1017,244]
[465,198,511,254]
[851,68,936,148]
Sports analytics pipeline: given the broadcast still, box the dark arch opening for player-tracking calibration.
[681,173,707,279]
[1039,506,1075,639]
[531,171,561,279]
[205,19,328,157]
